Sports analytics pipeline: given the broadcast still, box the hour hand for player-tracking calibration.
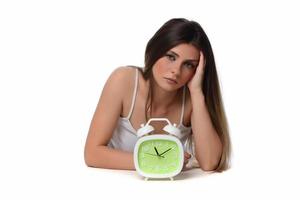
[154,147,164,158]
[154,147,160,156]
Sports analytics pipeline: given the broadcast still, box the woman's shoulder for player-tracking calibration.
[110,65,142,80]
[107,66,135,83]
[105,66,143,96]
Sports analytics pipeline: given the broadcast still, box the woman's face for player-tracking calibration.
[152,43,200,91]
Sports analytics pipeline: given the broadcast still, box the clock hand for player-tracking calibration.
[154,147,164,158]
[159,148,172,156]
[145,153,164,158]
[154,147,159,156]
[145,153,158,157]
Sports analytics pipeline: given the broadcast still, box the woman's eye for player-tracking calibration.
[185,63,195,69]
[166,54,175,61]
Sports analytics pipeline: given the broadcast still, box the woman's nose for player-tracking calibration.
[171,64,181,76]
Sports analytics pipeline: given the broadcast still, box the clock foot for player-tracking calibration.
[144,177,149,181]
[169,177,174,181]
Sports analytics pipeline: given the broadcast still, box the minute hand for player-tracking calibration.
[159,148,172,156]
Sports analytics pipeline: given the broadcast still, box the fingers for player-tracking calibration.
[183,152,191,171]
[199,51,206,67]
[184,152,191,159]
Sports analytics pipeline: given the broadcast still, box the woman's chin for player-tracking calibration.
[159,82,182,92]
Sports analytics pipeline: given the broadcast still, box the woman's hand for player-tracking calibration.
[182,152,192,171]
[187,51,206,94]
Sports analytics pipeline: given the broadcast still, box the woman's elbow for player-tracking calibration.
[84,147,97,167]
[84,152,93,167]
[201,163,218,172]
[196,156,220,172]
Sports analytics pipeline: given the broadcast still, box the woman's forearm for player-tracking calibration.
[84,145,135,170]
[190,91,222,171]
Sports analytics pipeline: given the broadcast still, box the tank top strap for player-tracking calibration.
[126,67,139,119]
[179,85,186,124]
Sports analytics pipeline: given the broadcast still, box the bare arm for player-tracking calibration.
[84,67,135,170]
[85,146,134,170]
[190,91,222,171]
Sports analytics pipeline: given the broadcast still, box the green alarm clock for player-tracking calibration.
[134,118,184,180]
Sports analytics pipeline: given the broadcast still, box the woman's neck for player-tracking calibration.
[149,80,182,113]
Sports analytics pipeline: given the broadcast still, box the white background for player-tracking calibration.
[1,0,299,199]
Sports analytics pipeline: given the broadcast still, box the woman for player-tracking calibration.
[84,18,231,172]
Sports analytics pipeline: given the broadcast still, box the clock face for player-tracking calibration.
[137,138,182,174]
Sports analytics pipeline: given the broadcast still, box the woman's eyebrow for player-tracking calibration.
[168,50,179,57]
[168,50,199,62]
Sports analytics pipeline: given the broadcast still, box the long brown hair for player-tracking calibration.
[140,18,231,172]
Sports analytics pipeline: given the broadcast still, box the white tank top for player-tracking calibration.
[108,67,198,168]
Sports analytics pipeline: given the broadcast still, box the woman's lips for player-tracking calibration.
[164,77,178,84]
